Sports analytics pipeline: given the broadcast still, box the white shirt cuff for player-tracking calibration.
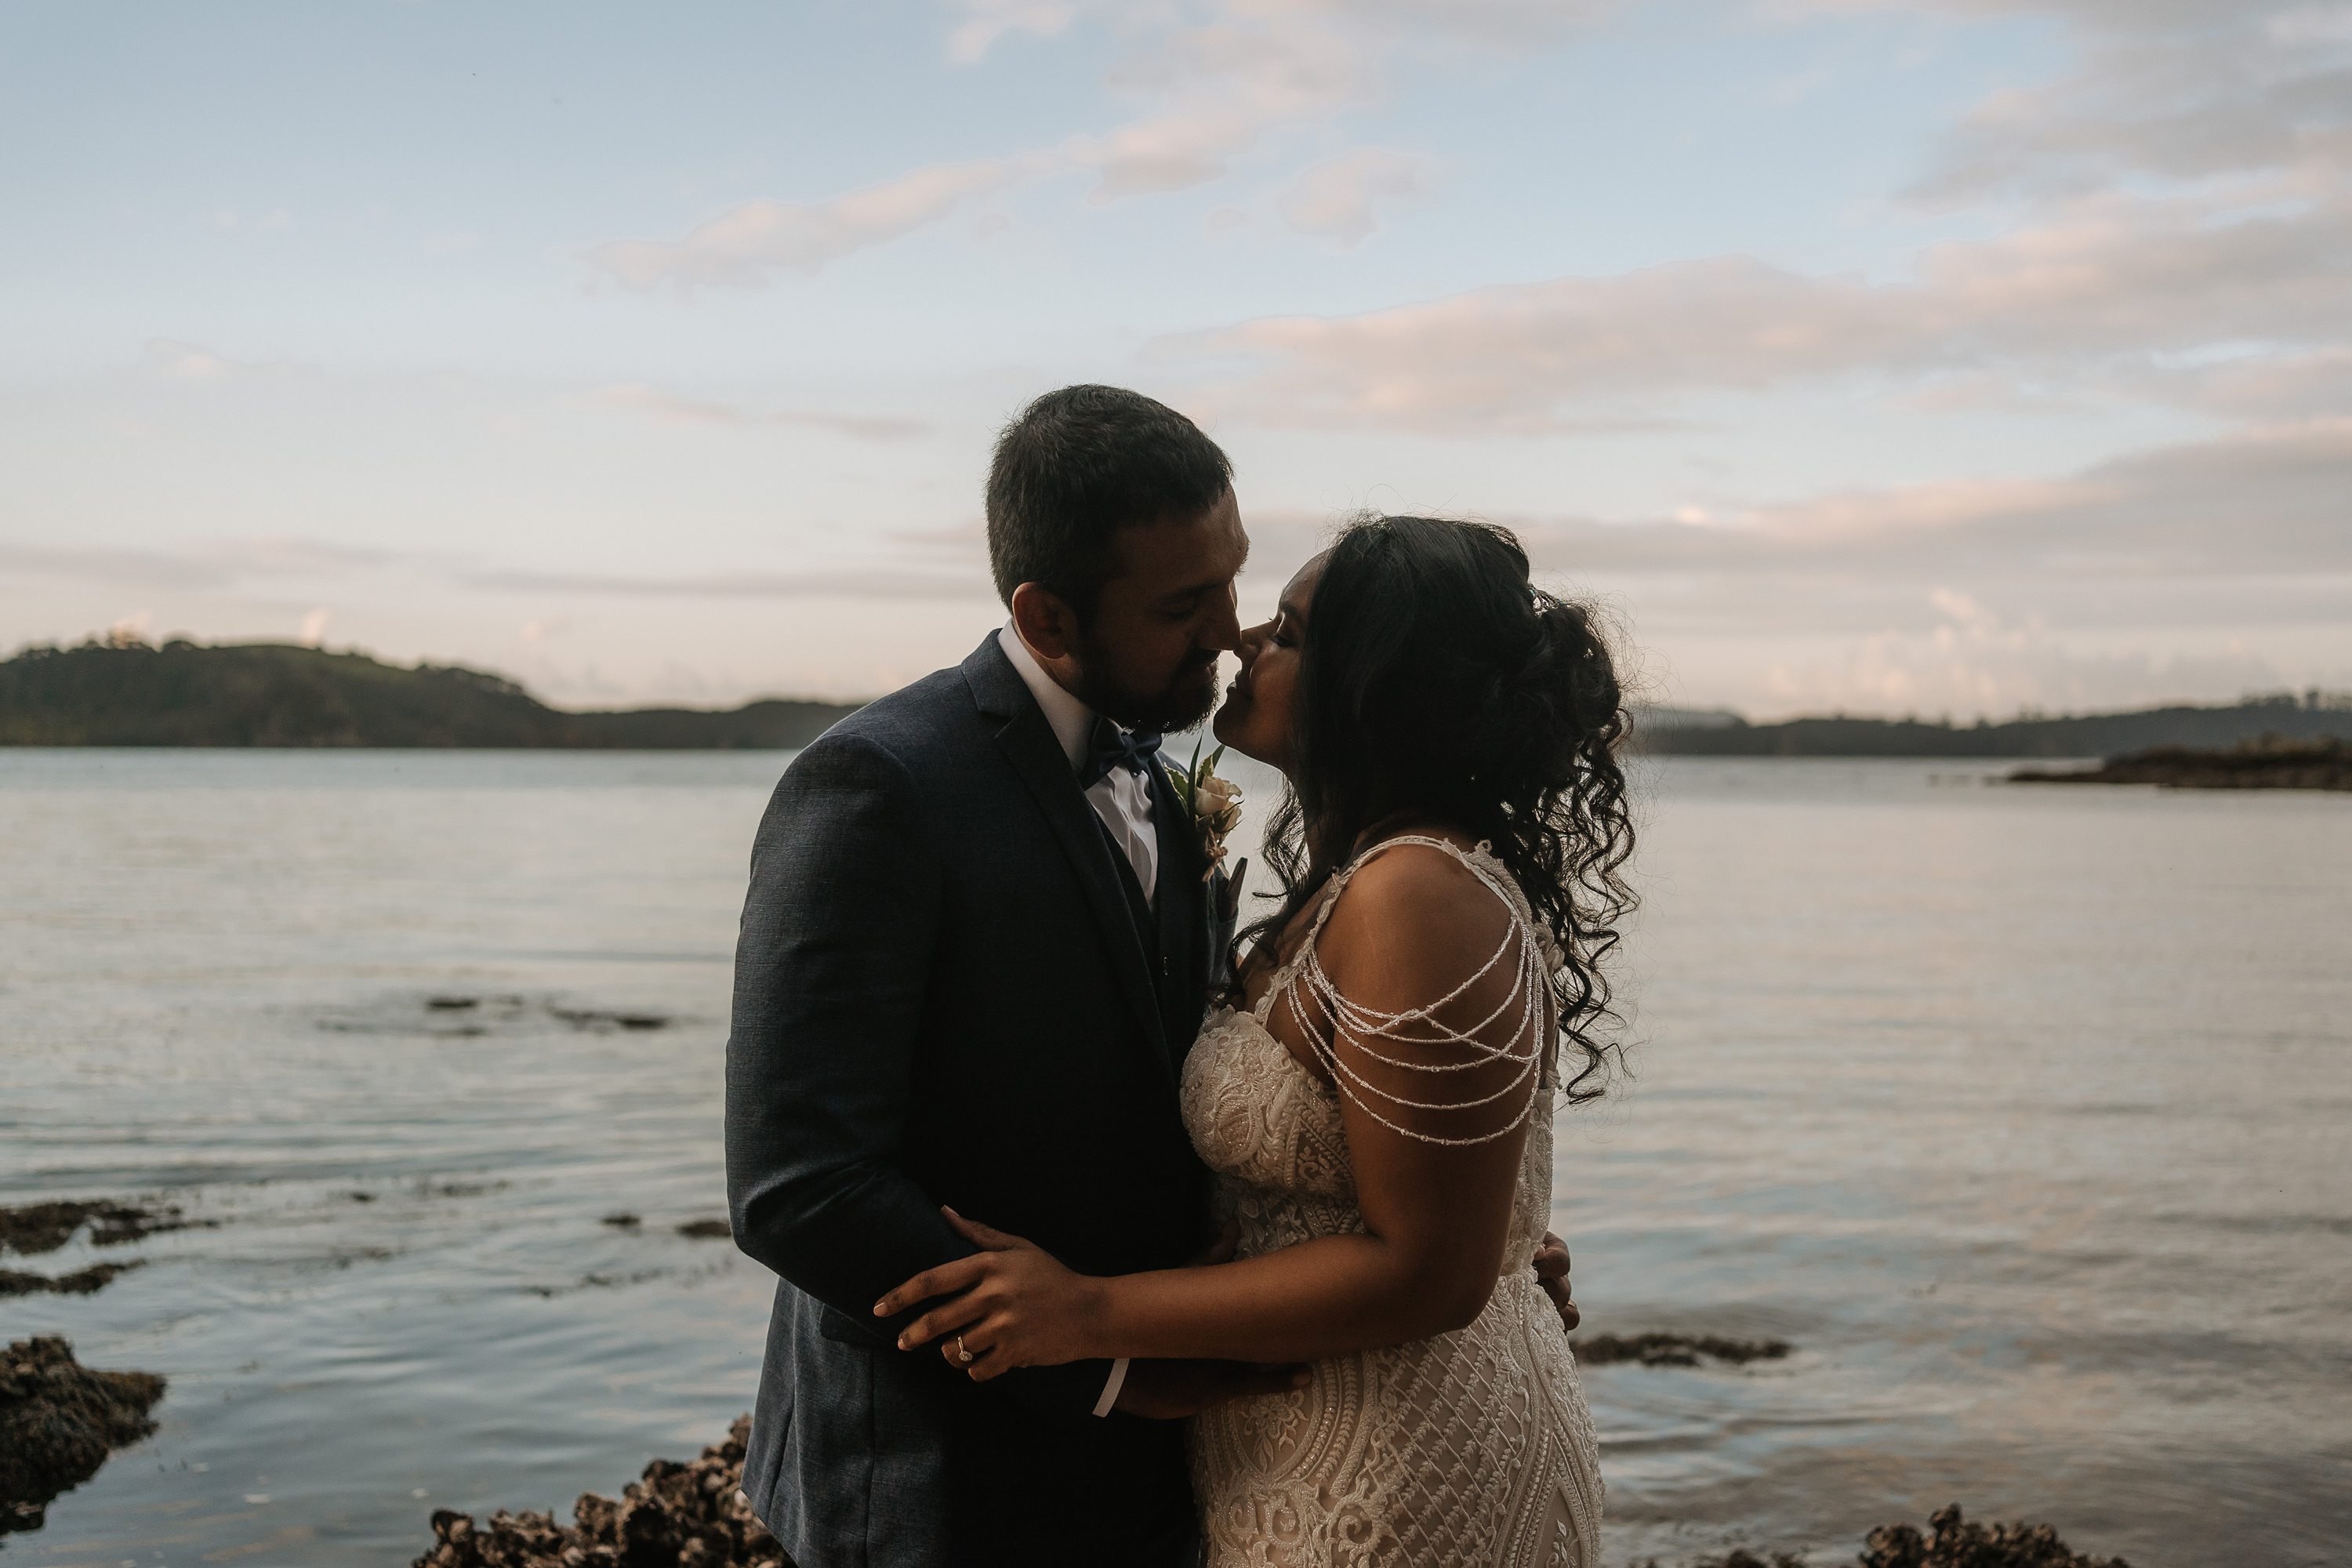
[1092,1356,1131,1417]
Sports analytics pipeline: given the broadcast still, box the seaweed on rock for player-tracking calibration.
[0,1337,167,1534]
[1577,1331,1791,1367]
[0,1198,201,1256]
[0,1261,142,1298]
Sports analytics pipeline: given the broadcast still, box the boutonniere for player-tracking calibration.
[1169,741,1244,881]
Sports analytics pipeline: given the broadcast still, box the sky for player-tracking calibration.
[2,0,2347,717]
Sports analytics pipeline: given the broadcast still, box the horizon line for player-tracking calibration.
[16,630,2352,732]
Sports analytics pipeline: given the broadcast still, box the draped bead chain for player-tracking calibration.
[1271,835,1555,1148]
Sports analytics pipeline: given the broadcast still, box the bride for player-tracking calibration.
[875,514,1634,1566]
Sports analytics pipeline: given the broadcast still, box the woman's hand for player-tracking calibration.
[1534,1230,1579,1332]
[873,1208,1109,1381]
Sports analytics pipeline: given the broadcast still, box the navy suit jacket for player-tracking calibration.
[726,633,1218,1567]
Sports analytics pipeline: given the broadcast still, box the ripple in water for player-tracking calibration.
[2,750,2346,1565]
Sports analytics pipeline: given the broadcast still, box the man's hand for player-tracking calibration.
[1113,1357,1310,1420]
[1534,1230,1578,1334]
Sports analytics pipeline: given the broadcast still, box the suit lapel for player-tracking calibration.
[1152,757,1207,888]
[964,638,1173,1078]
[1150,760,1204,1015]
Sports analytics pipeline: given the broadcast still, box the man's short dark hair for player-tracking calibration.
[985,385,1233,613]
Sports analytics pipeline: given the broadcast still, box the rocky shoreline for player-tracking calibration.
[412,1417,786,1568]
[413,1422,2131,1568]
[0,1189,2132,1566]
[0,1311,2136,1568]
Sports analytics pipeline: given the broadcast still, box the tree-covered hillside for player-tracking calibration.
[11,635,2350,757]
[0,639,860,749]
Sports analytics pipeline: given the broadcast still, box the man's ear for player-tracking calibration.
[1010,582,1080,662]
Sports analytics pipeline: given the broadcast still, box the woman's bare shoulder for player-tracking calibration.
[1318,837,1516,996]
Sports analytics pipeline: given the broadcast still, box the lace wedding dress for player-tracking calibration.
[1179,837,1604,1568]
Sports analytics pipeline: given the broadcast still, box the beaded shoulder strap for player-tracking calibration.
[1278,835,1552,1148]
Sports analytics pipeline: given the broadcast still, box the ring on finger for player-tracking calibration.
[956,1333,975,1366]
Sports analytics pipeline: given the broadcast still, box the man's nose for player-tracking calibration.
[1203,586,1243,652]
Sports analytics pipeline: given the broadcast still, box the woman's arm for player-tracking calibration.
[877,842,1547,1374]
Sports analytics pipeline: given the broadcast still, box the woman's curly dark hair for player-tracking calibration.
[1231,515,1635,1102]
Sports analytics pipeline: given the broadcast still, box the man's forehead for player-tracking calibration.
[1107,495,1248,589]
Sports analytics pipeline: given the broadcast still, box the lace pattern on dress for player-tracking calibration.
[1181,836,1605,1568]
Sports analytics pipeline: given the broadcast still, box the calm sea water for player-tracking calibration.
[2,750,2347,1566]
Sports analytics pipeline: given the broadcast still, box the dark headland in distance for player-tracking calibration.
[1641,691,2352,758]
[0,636,859,750]
[5,633,2351,757]
[2013,736,2352,792]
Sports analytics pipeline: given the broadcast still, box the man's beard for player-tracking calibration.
[1069,630,1221,734]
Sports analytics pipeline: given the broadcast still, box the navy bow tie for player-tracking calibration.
[1080,717,1163,788]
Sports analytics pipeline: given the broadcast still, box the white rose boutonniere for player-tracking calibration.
[1170,742,1244,880]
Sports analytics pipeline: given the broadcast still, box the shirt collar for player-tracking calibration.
[997,623,1097,775]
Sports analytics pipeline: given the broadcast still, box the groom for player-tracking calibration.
[726,385,1263,1568]
[726,386,1576,1567]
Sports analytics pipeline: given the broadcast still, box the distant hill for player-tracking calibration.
[0,639,861,749]
[1637,694,2352,758]
[1631,704,1744,731]
[12,637,2350,759]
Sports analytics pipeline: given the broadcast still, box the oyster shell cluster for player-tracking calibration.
[412,1415,789,1568]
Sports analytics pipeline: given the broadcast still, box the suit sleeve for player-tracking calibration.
[724,731,1116,1419]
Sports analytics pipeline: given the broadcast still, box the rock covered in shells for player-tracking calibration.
[1644,1503,2130,1568]
[0,1336,167,1534]
[415,1428,2136,1568]
[412,1415,790,1568]
[1860,1504,2130,1568]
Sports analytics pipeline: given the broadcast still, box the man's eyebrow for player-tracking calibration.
[1158,574,1231,603]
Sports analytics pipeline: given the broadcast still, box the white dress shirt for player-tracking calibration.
[996,623,1149,1415]
[997,625,1160,906]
